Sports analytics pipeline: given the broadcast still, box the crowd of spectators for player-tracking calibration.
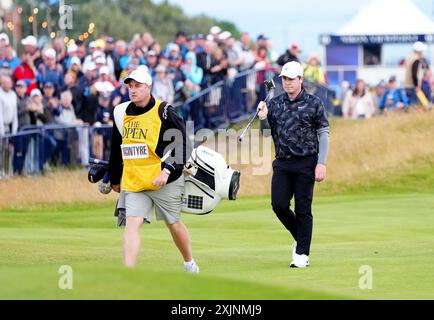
[340,41,433,119]
[0,26,291,139]
[1,27,432,175]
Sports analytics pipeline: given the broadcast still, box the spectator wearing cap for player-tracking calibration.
[38,48,65,94]
[404,41,430,105]
[194,34,206,55]
[15,80,31,130]
[0,33,10,48]
[13,80,31,174]
[186,35,197,54]
[42,82,59,114]
[167,54,186,97]
[163,31,189,59]
[181,52,203,98]
[303,53,326,85]
[104,37,115,60]
[217,31,232,47]
[21,35,42,68]
[27,89,51,125]
[63,43,78,71]
[95,39,115,77]
[152,64,174,104]
[0,60,11,76]
[79,62,97,96]
[210,25,222,43]
[0,44,21,73]
[379,76,409,112]
[88,41,97,55]
[0,75,18,136]
[97,65,118,89]
[277,43,301,66]
[257,34,269,50]
[13,47,39,96]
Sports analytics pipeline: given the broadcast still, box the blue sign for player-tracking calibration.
[319,34,434,46]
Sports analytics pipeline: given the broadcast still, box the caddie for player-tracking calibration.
[108,66,199,273]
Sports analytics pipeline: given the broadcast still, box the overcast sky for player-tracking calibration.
[154,0,432,59]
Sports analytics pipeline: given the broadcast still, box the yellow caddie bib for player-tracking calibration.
[121,100,163,192]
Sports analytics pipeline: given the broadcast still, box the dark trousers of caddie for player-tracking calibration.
[271,155,317,256]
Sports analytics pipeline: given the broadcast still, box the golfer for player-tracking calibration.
[108,67,199,273]
[257,61,330,268]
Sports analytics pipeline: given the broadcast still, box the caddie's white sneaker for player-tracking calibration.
[290,253,310,268]
[184,260,200,274]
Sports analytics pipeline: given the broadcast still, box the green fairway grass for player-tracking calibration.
[1,193,433,300]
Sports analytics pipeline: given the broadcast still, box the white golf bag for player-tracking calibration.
[182,146,240,215]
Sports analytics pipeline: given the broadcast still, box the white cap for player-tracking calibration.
[89,41,97,49]
[279,61,304,79]
[206,34,214,41]
[94,81,115,93]
[30,88,42,97]
[21,35,37,47]
[0,33,10,45]
[124,68,153,85]
[83,62,96,72]
[44,48,56,59]
[99,65,110,75]
[70,56,81,65]
[167,43,180,52]
[95,56,106,65]
[413,41,427,52]
[136,65,149,73]
[218,31,232,40]
[210,26,222,35]
[67,44,78,54]
[155,64,166,73]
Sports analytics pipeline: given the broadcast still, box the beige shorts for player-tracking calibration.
[117,176,184,225]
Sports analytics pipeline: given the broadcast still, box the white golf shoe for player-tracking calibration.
[184,260,200,274]
[290,253,310,268]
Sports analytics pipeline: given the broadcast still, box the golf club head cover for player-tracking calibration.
[88,164,108,183]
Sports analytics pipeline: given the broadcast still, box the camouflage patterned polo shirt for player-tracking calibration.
[267,89,329,159]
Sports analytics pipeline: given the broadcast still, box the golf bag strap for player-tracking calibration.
[113,102,130,135]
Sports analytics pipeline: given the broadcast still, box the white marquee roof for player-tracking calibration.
[337,0,434,35]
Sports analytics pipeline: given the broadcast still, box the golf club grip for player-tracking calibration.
[89,158,109,166]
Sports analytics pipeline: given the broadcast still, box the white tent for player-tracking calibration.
[337,0,434,36]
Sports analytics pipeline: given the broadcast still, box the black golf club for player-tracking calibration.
[238,79,275,142]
